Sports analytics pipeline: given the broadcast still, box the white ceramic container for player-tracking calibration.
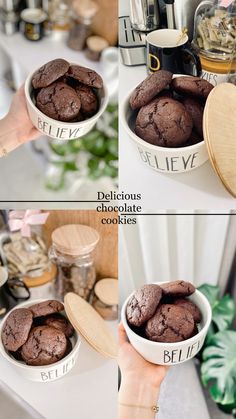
[121,76,209,174]
[25,65,109,140]
[121,283,212,366]
[0,299,81,382]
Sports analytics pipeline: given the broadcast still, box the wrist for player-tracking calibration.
[0,114,21,154]
[119,376,160,405]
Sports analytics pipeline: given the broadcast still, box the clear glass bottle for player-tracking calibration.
[48,224,100,301]
[192,0,236,85]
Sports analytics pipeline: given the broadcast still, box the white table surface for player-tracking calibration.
[0,309,117,419]
[119,63,236,210]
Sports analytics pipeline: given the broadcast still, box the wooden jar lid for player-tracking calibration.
[94,278,118,306]
[203,83,236,197]
[23,263,57,288]
[51,224,100,256]
[64,292,117,359]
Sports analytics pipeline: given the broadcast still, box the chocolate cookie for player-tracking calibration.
[129,70,173,110]
[161,281,195,297]
[173,298,202,323]
[32,59,70,89]
[30,300,64,318]
[126,284,162,327]
[36,82,81,121]
[1,308,33,352]
[21,326,67,366]
[171,76,213,100]
[44,314,74,338]
[76,84,98,117]
[136,97,193,147]
[185,130,203,146]
[67,65,103,89]
[65,339,73,357]
[145,304,195,343]
[182,97,204,137]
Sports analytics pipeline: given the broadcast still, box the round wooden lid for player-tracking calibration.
[51,224,100,256]
[23,263,57,288]
[94,278,118,306]
[204,83,236,198]
[64,292,117,359]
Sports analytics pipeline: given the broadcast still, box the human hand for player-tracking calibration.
[6,85,40,144]
[118,322,168,389]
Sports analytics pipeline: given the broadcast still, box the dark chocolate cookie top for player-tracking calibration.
[161,281,195,297]
[21,326,67,366]
[126,284,162,327]
[67,65,103,89]
[1,308,33,352]
[44,314,74,338]
[145,304,195,343]
[76,84,98,117]
[171,76,214,100]
[173,298,202,323]
[29,300,64,318]
[32,59,70,89]
[36,82,81,122]
[182,97,204,137]
[129,70,173,110]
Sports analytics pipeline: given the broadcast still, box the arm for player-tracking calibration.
[118,323,169,419]
[0,86,40,156]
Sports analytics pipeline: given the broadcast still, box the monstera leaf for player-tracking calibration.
[198,284,235,331]
[201,330,236,405]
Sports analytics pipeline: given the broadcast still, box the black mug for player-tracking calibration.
[146,29,201,76]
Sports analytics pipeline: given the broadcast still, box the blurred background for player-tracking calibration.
[120,211,236,419]
[0,0,118,201]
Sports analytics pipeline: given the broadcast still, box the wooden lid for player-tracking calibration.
[94,278,118,306]
[23,263,57,288]
[204,83,236,198]
[52,224,100,256]
[64,292,117,359]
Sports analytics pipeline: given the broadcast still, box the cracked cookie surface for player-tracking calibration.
[126,284,162,327]
[145,304,195,343]
[171,76,213,100]
[160,280,195,297]
[173,298,202,323]
[67,65,103,89]
[129,70,173,110]
[21,326,67,366]
[75,84,98,117]
[29,300,64,318]
[36,82,81,121]
[32,59,70,89]
[182,97,204,137]
[44,314,74,338]
[136,97,193,147]
[1,308,33,352]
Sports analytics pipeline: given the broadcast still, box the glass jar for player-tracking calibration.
[49,224,100,301]
[67,0,97,51]
[192,0,236,85]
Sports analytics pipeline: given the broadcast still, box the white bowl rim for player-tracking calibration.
[121,282,212,348]
[24,62,109,128]
[121,74,205,153]
[0,299,80,370]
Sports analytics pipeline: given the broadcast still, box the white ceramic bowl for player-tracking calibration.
[121,283,212,365]
[0,299,81,382]
[25,64,109,140]
[121,76,209,174]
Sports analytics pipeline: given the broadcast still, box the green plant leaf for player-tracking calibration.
[198,284,235,331]
[201,330,236,405]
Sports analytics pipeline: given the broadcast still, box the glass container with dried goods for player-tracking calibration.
[47,0,70,39]
[93,278,118,321]
[192,0,236,85]
[49,224,100,301]
[67,0,98,51]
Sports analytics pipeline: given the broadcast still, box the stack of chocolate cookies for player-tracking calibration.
[1,300,74,366]
[129,71,214,148]
[31,59,103,122]
[126,280,202,343]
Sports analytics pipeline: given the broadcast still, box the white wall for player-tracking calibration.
[119,0,130,16]
[119,211,236,304]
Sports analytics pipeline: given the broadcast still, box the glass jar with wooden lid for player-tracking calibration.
[49,224,100,301]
